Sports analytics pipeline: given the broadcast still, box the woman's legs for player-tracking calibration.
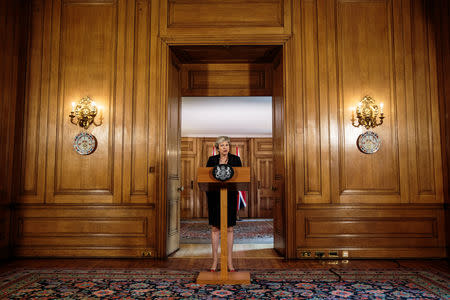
[227,226,234,271]
[211,226,220,270]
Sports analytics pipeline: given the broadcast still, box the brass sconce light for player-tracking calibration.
[352,95,385,129]
[69,96,103,129]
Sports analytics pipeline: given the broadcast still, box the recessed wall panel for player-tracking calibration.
[168,0,282,27]
[21,0,46,198]
[302,0,321,196]
[131,0,150,196]
[411,0,435,196]
[337,0,399,196]
[55,1,116,193]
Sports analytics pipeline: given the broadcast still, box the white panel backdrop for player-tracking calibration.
[181,97,272,137]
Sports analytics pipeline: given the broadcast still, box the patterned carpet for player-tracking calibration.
[1,268,449,299]
[180,219,273,244]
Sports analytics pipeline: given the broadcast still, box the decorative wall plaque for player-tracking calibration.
[73,132,97,155]
[212,164,234,181]
[357,131,381,154]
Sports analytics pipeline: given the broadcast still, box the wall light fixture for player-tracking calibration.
[69,96,103,129]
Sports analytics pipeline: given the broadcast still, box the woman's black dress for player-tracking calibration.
[206,153,242,228]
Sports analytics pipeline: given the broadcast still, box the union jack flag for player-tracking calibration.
[236,146,247,210]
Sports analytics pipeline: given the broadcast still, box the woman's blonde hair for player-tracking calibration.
[215,136,231,150]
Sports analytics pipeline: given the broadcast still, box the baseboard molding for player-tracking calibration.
[296,248,447,259]
[14,247,158,258]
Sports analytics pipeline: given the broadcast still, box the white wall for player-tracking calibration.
[181,97,272,137]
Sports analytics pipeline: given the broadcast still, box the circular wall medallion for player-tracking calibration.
[212,164,234,181]
[73,132,97,155]
[357,131,381,154]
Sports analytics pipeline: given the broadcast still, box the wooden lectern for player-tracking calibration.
[196,166,251,285]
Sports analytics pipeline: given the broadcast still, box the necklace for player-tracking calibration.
[219,155,228,164]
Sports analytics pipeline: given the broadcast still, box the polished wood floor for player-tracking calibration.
[1,250,448,274]
[170,243,280,259]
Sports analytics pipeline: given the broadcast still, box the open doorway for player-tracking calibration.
[165,45,286,259]
[174,96,277,258]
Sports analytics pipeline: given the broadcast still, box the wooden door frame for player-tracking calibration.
[155,37,296,259]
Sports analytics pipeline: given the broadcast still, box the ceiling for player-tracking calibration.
[181,97,272,137]
[171,45,281,64]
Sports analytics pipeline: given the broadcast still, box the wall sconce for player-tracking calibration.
[69,96,103,129]
[352,95,385,129]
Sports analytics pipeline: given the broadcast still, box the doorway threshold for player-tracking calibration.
[169,243,282,259]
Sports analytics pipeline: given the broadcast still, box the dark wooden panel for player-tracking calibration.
[337,0,400,198]
[302,0,322,197]
[168,0,283,27]
[54,1,117,194]
[0,0,27,258]
[189,70,263,90]
[255,157,274,218]
[19,217,147,236]
[296,205,446,258]
[405,0,443,203]
[254,138,273,156]
[411,0,434,195]
[19,0,47,201]
[181,156,196,218]
[306,218,435,237]
[160,0,291,39]
[118,0,154,204]
[171,45,281,64]
[129,0,151,200]
[251,138,274,218]
[181,138,196,155]
[13,206,156,257]
[181,64,272,97]
[272,50,286,255]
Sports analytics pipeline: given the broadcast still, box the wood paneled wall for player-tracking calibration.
[10,0,447,258]
[180,137,273,219]
[292,0,445,258]
[12,0,158,257]
[0,0,27,259]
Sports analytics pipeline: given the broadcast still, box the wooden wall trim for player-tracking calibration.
[155,39,169,258]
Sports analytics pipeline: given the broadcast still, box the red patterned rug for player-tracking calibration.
[180,219,273,244]
[0,268,448,299]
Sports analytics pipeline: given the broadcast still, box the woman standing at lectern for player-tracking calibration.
[206,136,242,272]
